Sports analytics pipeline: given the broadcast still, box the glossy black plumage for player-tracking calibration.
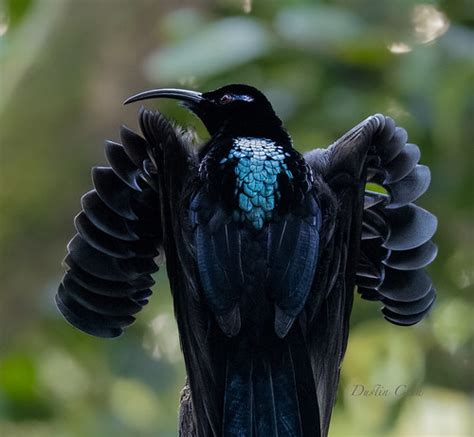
[56,85,437,436]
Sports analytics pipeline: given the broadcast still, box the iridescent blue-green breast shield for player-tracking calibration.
[220,137,293,229]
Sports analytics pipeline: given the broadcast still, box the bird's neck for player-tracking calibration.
[199,123,292,160]
[223,118,291,144]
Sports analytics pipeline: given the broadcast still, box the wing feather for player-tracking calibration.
[56,109,183,338]
[304,113,437,435]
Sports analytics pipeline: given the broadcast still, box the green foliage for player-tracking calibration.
[5,0,34,28]
[0,0,472,435]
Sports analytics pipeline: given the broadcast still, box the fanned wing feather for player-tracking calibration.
[382,143,420,183]
[105,140,143,191]
[385,164,431,208]
[56,111,179,339]
[384,240,438,270]
[80,190,140,241]
[92,166,138,220]
[304,114,437,435]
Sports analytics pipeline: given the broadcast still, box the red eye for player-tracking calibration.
[220,94,232,104]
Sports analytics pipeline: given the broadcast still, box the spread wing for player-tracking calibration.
[304,114,437,434]
[56,108,193,338]
[55,108,222,437]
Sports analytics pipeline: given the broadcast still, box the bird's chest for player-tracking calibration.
[219,137,293,230]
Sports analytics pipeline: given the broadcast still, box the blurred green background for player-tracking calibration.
[0,0,473,436]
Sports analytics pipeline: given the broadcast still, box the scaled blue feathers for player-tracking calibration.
[220,137,292,229]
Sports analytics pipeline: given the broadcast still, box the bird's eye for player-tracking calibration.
[219,94,233,104]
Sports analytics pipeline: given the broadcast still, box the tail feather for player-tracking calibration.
[271,349,302,435]
[223,335,320,437]
[289,336,321,436]
[252,355,277,436]
[222,340,253,436]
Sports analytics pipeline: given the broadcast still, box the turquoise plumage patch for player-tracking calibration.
[220,137,293,230]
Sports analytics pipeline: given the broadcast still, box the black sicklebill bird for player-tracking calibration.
[56,84,437,436]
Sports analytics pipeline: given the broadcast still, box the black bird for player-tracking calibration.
[56,84,437,436]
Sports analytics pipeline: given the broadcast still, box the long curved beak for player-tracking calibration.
[123,88,203,105]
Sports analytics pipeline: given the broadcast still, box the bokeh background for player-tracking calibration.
[0,0,473,436]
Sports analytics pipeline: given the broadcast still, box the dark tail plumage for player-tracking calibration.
[222,331,320,437]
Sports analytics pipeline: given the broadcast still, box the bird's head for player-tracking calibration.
[124,84,287,140]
